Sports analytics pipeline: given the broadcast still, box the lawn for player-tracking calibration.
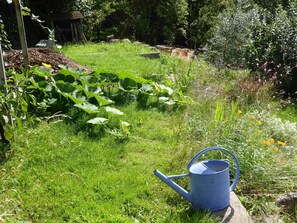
[0,42,296,222]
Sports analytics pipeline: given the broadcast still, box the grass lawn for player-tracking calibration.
[0,42,296,222]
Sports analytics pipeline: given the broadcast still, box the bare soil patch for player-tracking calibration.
[4,48,92,73]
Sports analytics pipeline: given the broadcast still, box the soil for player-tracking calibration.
[3,47,92,73]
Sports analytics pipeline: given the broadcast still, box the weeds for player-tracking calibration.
[0,42,296,222]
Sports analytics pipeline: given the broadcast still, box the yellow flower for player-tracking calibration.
[257,121,263,125]
[42,62,52,68]
[257,130,262,134]
[260,140,271,146]
[268,138,274,143]
[277,141,286,147]
[248,123,253,126]
[274,147,280,153]
[248,115,255,119]
[237,109,243,114]
[155,86,161,93]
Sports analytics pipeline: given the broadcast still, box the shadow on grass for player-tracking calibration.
[0,142,11,164]
[164,194,219,222]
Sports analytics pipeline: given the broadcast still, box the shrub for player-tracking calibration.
[205,1,297,97]
[247,2,297,96]
[204,8,255,69]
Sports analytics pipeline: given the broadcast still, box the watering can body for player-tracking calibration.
[154,147,240,211]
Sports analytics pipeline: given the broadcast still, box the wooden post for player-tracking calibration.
[13,0,29,68]
[0,40,7,86]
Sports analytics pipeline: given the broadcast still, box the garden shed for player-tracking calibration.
[51,11,87,43]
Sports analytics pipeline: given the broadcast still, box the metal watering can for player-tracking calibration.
[154,147,240,211]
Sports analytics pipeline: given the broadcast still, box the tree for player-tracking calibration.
[187,0,236,49]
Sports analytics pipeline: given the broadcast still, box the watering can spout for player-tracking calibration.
[154,170,193,204]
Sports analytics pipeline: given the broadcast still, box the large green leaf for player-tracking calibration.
[79,75,99,85]
[74,102,99,114]
[58,65,80,78]
[159,97,175,105]
[61,92,85,104]
[140,84,154,92]
[117,71,149,84]
[94,95,114,106]
[37,81,52,91]
[156,84,174,95]
[53,74,76,84]
[55,81,76,93]
[105,106,124,115]
[87,117,108,125]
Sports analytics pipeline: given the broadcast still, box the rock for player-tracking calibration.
[171,48,195,61]
[139,53,160,59]
[212,192,253,223]
[122,38,131,43]
[263,215,284,223]
[110,38,122,43]
[277,192,297,211]
[106,34,114,41]
[156,45,173,53]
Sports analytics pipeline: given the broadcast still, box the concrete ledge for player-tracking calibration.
[212,192,252,223]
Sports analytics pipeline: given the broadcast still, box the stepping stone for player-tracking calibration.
[212,192,253,223]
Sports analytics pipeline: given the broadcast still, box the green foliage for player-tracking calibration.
[247,2,297,96]
[188,0,236,48]
[86,0,189,44]
[0,108,217,222]
[1,43,193,141]
[182,60,296,221]
[204,8,254,68]
[0,42,296,222]
[205,1,297,97]
[0,14,11,51]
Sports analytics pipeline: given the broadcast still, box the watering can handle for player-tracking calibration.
[187,146,240,192]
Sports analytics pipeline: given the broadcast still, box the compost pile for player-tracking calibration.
[3,48,92,73]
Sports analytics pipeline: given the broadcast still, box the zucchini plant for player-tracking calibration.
[0,65,192,141]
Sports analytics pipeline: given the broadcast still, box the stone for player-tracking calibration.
[277,192,297,211]
[212,192,253,223]
[122,38,131,43]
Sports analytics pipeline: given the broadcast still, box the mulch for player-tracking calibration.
[3,47,92,73]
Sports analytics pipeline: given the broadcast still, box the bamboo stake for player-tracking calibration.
[13,0,29,68]
[0,40,7,86]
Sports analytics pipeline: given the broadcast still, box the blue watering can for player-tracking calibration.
[154,146,240,211]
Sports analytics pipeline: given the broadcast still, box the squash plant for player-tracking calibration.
[0,65,191,141]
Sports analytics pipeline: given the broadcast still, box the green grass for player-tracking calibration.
[0,42,296,222]
[0,107,216,222]
[0,43,217,222]
[62,42,187,82]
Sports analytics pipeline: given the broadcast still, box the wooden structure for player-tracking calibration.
[0,41,7,85]
[51,11,87,43]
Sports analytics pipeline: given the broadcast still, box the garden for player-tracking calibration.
[0,0,296,222]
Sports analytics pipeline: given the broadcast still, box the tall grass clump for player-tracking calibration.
[184,59,297,221]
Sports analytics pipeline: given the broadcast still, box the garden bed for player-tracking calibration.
[4,48,92,73]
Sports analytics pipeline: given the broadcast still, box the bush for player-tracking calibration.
[205,1,297,97]
[204,8,255,69]
[247,2,297,96]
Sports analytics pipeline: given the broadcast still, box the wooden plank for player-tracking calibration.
[13,0,29,68]
[0,41,7,85]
